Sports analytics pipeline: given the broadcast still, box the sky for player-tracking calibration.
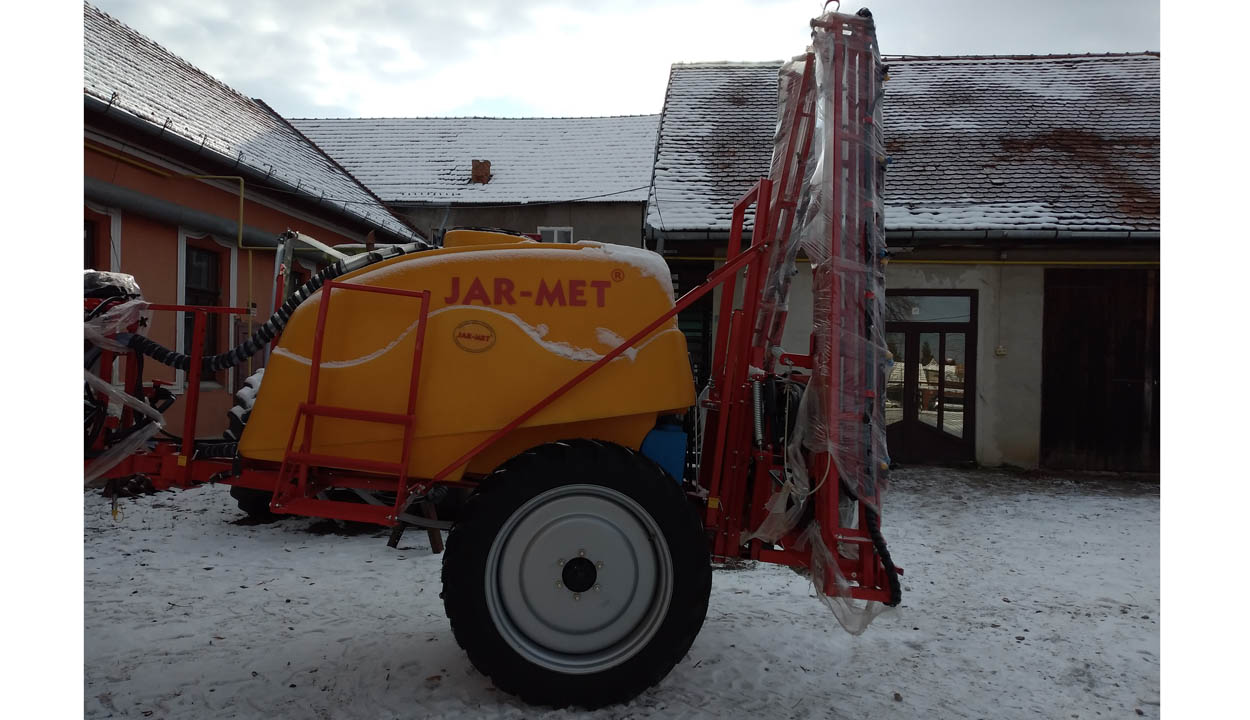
[88,0,1159,119]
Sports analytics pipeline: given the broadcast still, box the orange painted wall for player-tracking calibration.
[86,144,370,436]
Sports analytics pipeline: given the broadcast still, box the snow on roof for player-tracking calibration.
[290,115,660,206]
[648,54,1160,234]
[648,62,782,234]
[83,3,422,243]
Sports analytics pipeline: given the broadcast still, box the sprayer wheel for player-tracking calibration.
[442,439,711,709]
[229,486,275,518]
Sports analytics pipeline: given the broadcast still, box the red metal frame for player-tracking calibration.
[270,280,432,525]
[148,304,249,483]
[691,36,897,604]
[88,303,248,489]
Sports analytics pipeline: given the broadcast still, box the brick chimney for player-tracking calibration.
[471,159,492,184]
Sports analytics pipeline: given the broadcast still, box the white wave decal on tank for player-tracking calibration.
[594,327,638,361]
[271,305,681,368]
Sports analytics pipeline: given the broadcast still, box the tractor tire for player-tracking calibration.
[441,439,711,709]
[225,368,273,518]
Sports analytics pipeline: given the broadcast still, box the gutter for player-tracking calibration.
[647,226,1158,244]
[84,94,426,247]
[884,229,1160,244]
[85,176,280,248]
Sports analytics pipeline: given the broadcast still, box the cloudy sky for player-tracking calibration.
[89,0,1159,119]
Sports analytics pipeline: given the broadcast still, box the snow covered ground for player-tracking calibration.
[85,467,1159,718]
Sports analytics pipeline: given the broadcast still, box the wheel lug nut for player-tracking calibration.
[574,593,581,601]
[555,581,563,589]
[594,584,601,592]
[557,559,565,566]
[596,561,603,569]
[578,550,586,557]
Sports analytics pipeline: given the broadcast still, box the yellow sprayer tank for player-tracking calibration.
[238,231,695,482]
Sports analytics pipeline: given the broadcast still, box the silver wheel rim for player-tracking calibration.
[484,483,673,675]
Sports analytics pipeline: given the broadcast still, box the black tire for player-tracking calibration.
[230,485,275,518]
[442,439,711,709]
[226,369,273,518]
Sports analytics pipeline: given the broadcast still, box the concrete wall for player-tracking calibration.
[396,202,645,248]
[765,261,1045,468]
[885,263,1044,468]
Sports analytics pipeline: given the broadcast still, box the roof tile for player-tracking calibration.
[292,116,660,205]
[648,55,1160,233]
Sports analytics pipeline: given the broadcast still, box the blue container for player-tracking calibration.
[640,424,688,484]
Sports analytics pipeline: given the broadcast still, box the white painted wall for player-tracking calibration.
[890,263,1043,467]
[771,261,1045,468]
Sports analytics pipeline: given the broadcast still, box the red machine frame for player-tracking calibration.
[89,35,896,605]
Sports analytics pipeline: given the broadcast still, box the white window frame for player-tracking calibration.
[538,226,574,244]
[86,203,124,386]
[175,228,238,394]
[84,202,123,272]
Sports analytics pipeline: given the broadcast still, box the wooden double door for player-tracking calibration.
[1040,269,1159,472]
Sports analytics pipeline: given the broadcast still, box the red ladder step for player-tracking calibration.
[298,404,413,426]
[284,451,404,476]
[271,497,398,525]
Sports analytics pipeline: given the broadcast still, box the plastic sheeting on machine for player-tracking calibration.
[745,8,893,634]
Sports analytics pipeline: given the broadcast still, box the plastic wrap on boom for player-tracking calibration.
[745,9,894,633]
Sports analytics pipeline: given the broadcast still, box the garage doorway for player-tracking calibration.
[1040,268,1159,471]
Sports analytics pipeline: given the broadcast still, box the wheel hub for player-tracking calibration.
[561,556,598,593]
[485,484,673,674]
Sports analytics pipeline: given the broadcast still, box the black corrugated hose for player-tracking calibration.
[863,505,902,607]
[839,480,902,608]
[124,241,425,374]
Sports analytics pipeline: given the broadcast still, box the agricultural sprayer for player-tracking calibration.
[84,8,899,707]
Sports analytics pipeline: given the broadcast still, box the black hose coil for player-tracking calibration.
[125,241,425,374]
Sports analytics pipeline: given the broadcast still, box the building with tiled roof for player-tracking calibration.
[648,53,1159,473]
[83,2,426,436]
[84,4,422,245]
[293,115,661,247]
[647,54,1159,241]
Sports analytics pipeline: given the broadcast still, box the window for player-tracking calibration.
[538,226,574,243]
[85,220,97,270]
[886,294,971,323]
[183,244,223,368]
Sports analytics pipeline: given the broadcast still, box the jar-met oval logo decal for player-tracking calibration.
[453,320,496,352]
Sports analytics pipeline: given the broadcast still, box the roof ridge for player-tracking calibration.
[671,61,786,68]
[291,113,662,121]
[884,51,1160,62]
[667,53,1160,69]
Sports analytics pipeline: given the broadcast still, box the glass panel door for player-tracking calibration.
[938,332,967,439]
[917,332,940,429]
[884,289,977,464]
[885,332,905,426]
